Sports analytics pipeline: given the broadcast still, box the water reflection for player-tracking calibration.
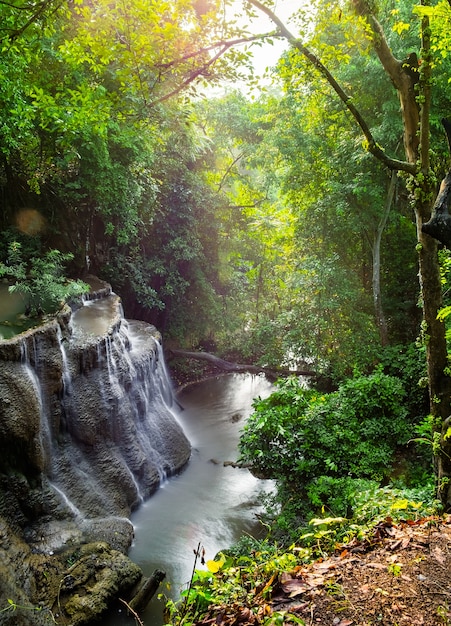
[105,373,273,626]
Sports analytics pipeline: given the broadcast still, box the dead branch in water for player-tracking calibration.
[168,349,316,380]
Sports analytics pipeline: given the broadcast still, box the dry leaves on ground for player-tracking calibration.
[196,516,451,626]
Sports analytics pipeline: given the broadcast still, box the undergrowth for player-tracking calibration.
[162,365,437,626]
[161,482,439,626]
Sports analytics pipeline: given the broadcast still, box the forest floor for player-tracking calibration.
[267,515,451,626]
[197,515,451,626]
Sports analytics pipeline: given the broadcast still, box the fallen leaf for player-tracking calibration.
[433,546,446,565]
[389,539,403,551]
[365,562,387,570]
[375,587,389,596]
[237,607,252,622]
[402,537,411,548]
[280,578,309,597]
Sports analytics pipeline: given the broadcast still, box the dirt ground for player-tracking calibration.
[269,515,451,626]
[196,516,451,626]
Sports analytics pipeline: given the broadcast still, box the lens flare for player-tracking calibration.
[15,209,47,235]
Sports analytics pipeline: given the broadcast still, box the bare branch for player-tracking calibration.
[155,32,281,70]
[217,150,247,192]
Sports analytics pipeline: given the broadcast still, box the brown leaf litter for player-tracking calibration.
[196,515,451,625]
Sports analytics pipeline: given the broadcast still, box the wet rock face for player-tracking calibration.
[0,282,190,529]
[0,277,191,624]
[0,524,142,626]
[0,362,45,475]
[54,542,142,625]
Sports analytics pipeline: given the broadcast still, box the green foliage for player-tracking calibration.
[0,241,88,316]
[163,541,302,626]
[163,481,438,625]
[376,342,429,422]
[239,371,411,495]
[0,597,54,621]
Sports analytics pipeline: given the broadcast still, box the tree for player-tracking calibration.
[245,0,451,506]
[194,91,299,363]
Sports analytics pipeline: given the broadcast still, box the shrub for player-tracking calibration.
[0,241,88,315]
[239,371,413,510]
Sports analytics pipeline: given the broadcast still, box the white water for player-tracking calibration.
[20,337,53,470]
[105,373,274,626]
[50,482,83,520]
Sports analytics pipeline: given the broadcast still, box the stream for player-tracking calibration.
[105,372,274,626]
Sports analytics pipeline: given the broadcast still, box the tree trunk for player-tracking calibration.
[128,569,166,614]
[169,348,316,379]
[372,171,395,346]
[348,0,451,506]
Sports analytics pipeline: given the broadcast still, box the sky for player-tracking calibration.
[224,0,309,88]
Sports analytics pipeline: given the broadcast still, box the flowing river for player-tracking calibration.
[106,372,274,626]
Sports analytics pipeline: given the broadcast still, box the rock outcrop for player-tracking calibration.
[0,277,191,624]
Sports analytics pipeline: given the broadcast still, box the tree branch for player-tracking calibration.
[217,150,247,191]
[247,0,416,175]
[0,0,66,42]
[154,33,281,69]
[149,31,282,107]
[350,0,420,165]
[169,348,316,379]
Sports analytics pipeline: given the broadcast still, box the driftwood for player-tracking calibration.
[223,460,252,468]
[168,349,316,379]
[128,569,166,614]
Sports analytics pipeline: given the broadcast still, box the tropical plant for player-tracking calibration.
[0,241,88,316]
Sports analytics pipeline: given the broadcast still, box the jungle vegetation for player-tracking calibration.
[3,0,451,619]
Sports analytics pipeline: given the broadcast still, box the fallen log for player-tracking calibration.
[128,569,166,614]
[168,349,316,379]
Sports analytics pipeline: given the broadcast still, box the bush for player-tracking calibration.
[239,371,413,508]
[376,342,428,423]
[0,241,88,315]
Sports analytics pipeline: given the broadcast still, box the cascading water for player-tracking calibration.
[0,277,279,626]
[0,278,195,625]
[0,279,191,555]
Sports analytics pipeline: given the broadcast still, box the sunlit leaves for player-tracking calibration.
[57,0,254,108]
[414,1,451,64]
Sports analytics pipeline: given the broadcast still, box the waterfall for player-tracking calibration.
[0,280,191,553]
[19,335,53,472]
[57,323,72,393]
[49,481,83,520]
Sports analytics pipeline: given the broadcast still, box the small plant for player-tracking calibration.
[163,539,304,626]
[0,599,55,622]
[0,241,88,316]
[437,602,451,625]
[387,562,402,577]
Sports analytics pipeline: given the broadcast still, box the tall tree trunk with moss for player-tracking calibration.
[359,1,451,505]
